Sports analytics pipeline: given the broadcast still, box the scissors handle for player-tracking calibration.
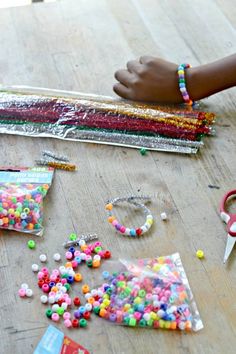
[220,189,236,237]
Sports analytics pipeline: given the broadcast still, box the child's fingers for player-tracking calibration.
[113,83,132,99]
[139,55,154,64]
[114,69,133,87]
[127,59,141,73]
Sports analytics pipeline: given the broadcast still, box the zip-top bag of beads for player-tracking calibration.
[0,166,54,236]
[89,253,203,331]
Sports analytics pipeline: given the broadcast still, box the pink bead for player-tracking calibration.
[65,251,73,260]
[18,288,26,297]
[64,319,72,328]
[93,301,100,307]
[66,298,72,305]
[84,249,92,255]
[85,255,92,261]
[63,312,71,320]
[51,313,60,322]
[160,296,167,302]
[37,272,44,280]
[146,293,153,301]
[120,226,126,233]
[164,290,171,298]
[50,275,57,282]
[52,269,60,276]
[42,284,50,293]
[94,241,102,247]
[112,220,118,226]
[134,312,142,320]
[74,250,81,257]
[71,260,78,268]
[41,267,49,274]
[61,279,67,285]
[49,292,55,297]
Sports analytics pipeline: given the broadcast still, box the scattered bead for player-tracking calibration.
[53,253,61,262]
[40,295,48,304]
[32,264,39,272]
[196,250,204,259]
[140,147,147,156]
[28,240,36,249]
[39,254,47,263]
[160,212,168,220]
[26,288,33,297]
[18,288,26,297]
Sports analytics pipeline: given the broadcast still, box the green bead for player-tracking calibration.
[94,246,102,253]
[9,220,15,225]
[124,287,132,296]
[57,307,64,316]
[123,317,130,325]
[34,224,40,229]
[139,319,147,327]
[140,147,147,156]
[138,289,146,298]
[64,283,70,291]
[79,318,87,327]
[27,240,36,249]
[86,259,93,267]
[11,197,17,204]
[128,308,134,314]
[129,318,137,327]
[106,288,112,295]
[46,309,53,318]
[93,306,100,315]
[69,233,77,241]
[147,319,154,327]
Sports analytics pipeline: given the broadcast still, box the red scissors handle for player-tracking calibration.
[220,189,236,237]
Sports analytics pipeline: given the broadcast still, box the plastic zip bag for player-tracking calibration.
[89,253,203,331]
[0,167,54,236]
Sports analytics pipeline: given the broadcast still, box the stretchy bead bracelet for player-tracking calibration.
[177,64,194,106]
[105,196,153,237]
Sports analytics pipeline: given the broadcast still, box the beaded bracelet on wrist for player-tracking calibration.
[177,63,194,106]
[105,196,153,237]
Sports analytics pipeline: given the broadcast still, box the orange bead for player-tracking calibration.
[27,223,34,230]
[105,203,113,211]
[108,216,115,223]
[99,308,107,318]
[170,322,177,330]
[80,244,88,252]
[185,321,192,331]
[82,284,90,294]
[25,194,32,200]
[2,217,9,224]
[87,297,95,304]
[92,260,100,268]
[65,262,72,268]
[51,286,58,292]
[74,273,83,282]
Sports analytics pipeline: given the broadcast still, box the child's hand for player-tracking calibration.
[114,56,184,103]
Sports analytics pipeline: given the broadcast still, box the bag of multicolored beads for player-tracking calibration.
[0,166,54,236]
[88,253,203,331]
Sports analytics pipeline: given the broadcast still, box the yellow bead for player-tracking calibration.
[150,312,157,320]
[196,249,204,259]
[103,299,110,306]
[134,297,142,304]
[178,70,184,75]
[164,321,171,329]
[124,303,131,311]
[146,219,153,225]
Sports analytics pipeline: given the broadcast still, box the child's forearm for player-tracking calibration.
[186,54,236,100]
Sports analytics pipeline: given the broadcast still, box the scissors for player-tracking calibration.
[219,189,236,263]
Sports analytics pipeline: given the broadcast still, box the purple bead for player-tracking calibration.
[109,314,117,322]
[74,310,81,319]
[115,224,122,231]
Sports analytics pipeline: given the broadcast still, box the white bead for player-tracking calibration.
[160,212,168,220]
[67,270,75,277]
[39,254,47,262]
[53,253,61,261]
[61,286,67,293]
[48,296,55,304]
[93,255,101,261]
[124,228,131,235]
[56,283,62,288]
[91,289,98,297]
[26,288,33,297]
[143,313,150,321]
[31,264,39,272]
[61,302,68,310]
[52,304,59,312]
[178,322,186,330]
[79,239,86,247]
[80,253,86,260]
[59,266,66,274]
[40,295,48,304]
[54,294,61,302]
[21,283,29,290]
[84,293,92,300]
[97,289,103,297]
[85,303,92,312]
[157,309,165,318]
[146,214,153,220]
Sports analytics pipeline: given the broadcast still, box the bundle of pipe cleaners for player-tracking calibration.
[0,86,216,154]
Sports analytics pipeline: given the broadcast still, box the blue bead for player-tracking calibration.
[49,282,55,288]
[102,271,110,279]
[67,276,74,284]
[75,256,82,264]
[21,220,28,228]
[69,247,75,254]
[79,306,86,314]
[160,303,168,311]
[130,229,136,237]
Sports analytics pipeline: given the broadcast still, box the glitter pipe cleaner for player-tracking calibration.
[0,122,201,154]
[35,159,76,171]
[42,150,69,162]
[63,233,98,248]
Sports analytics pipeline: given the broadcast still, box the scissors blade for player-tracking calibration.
[223,234,236,263]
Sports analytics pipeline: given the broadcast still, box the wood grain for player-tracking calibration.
[0,0,236,353]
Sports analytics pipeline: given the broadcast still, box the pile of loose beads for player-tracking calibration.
[85,256,198,331]
[106,196,154,237]
[18,283,33,298]
[0,183,49,232]
[26,235,111,329]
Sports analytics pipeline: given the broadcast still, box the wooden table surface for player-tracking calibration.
[0,0,236,353]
